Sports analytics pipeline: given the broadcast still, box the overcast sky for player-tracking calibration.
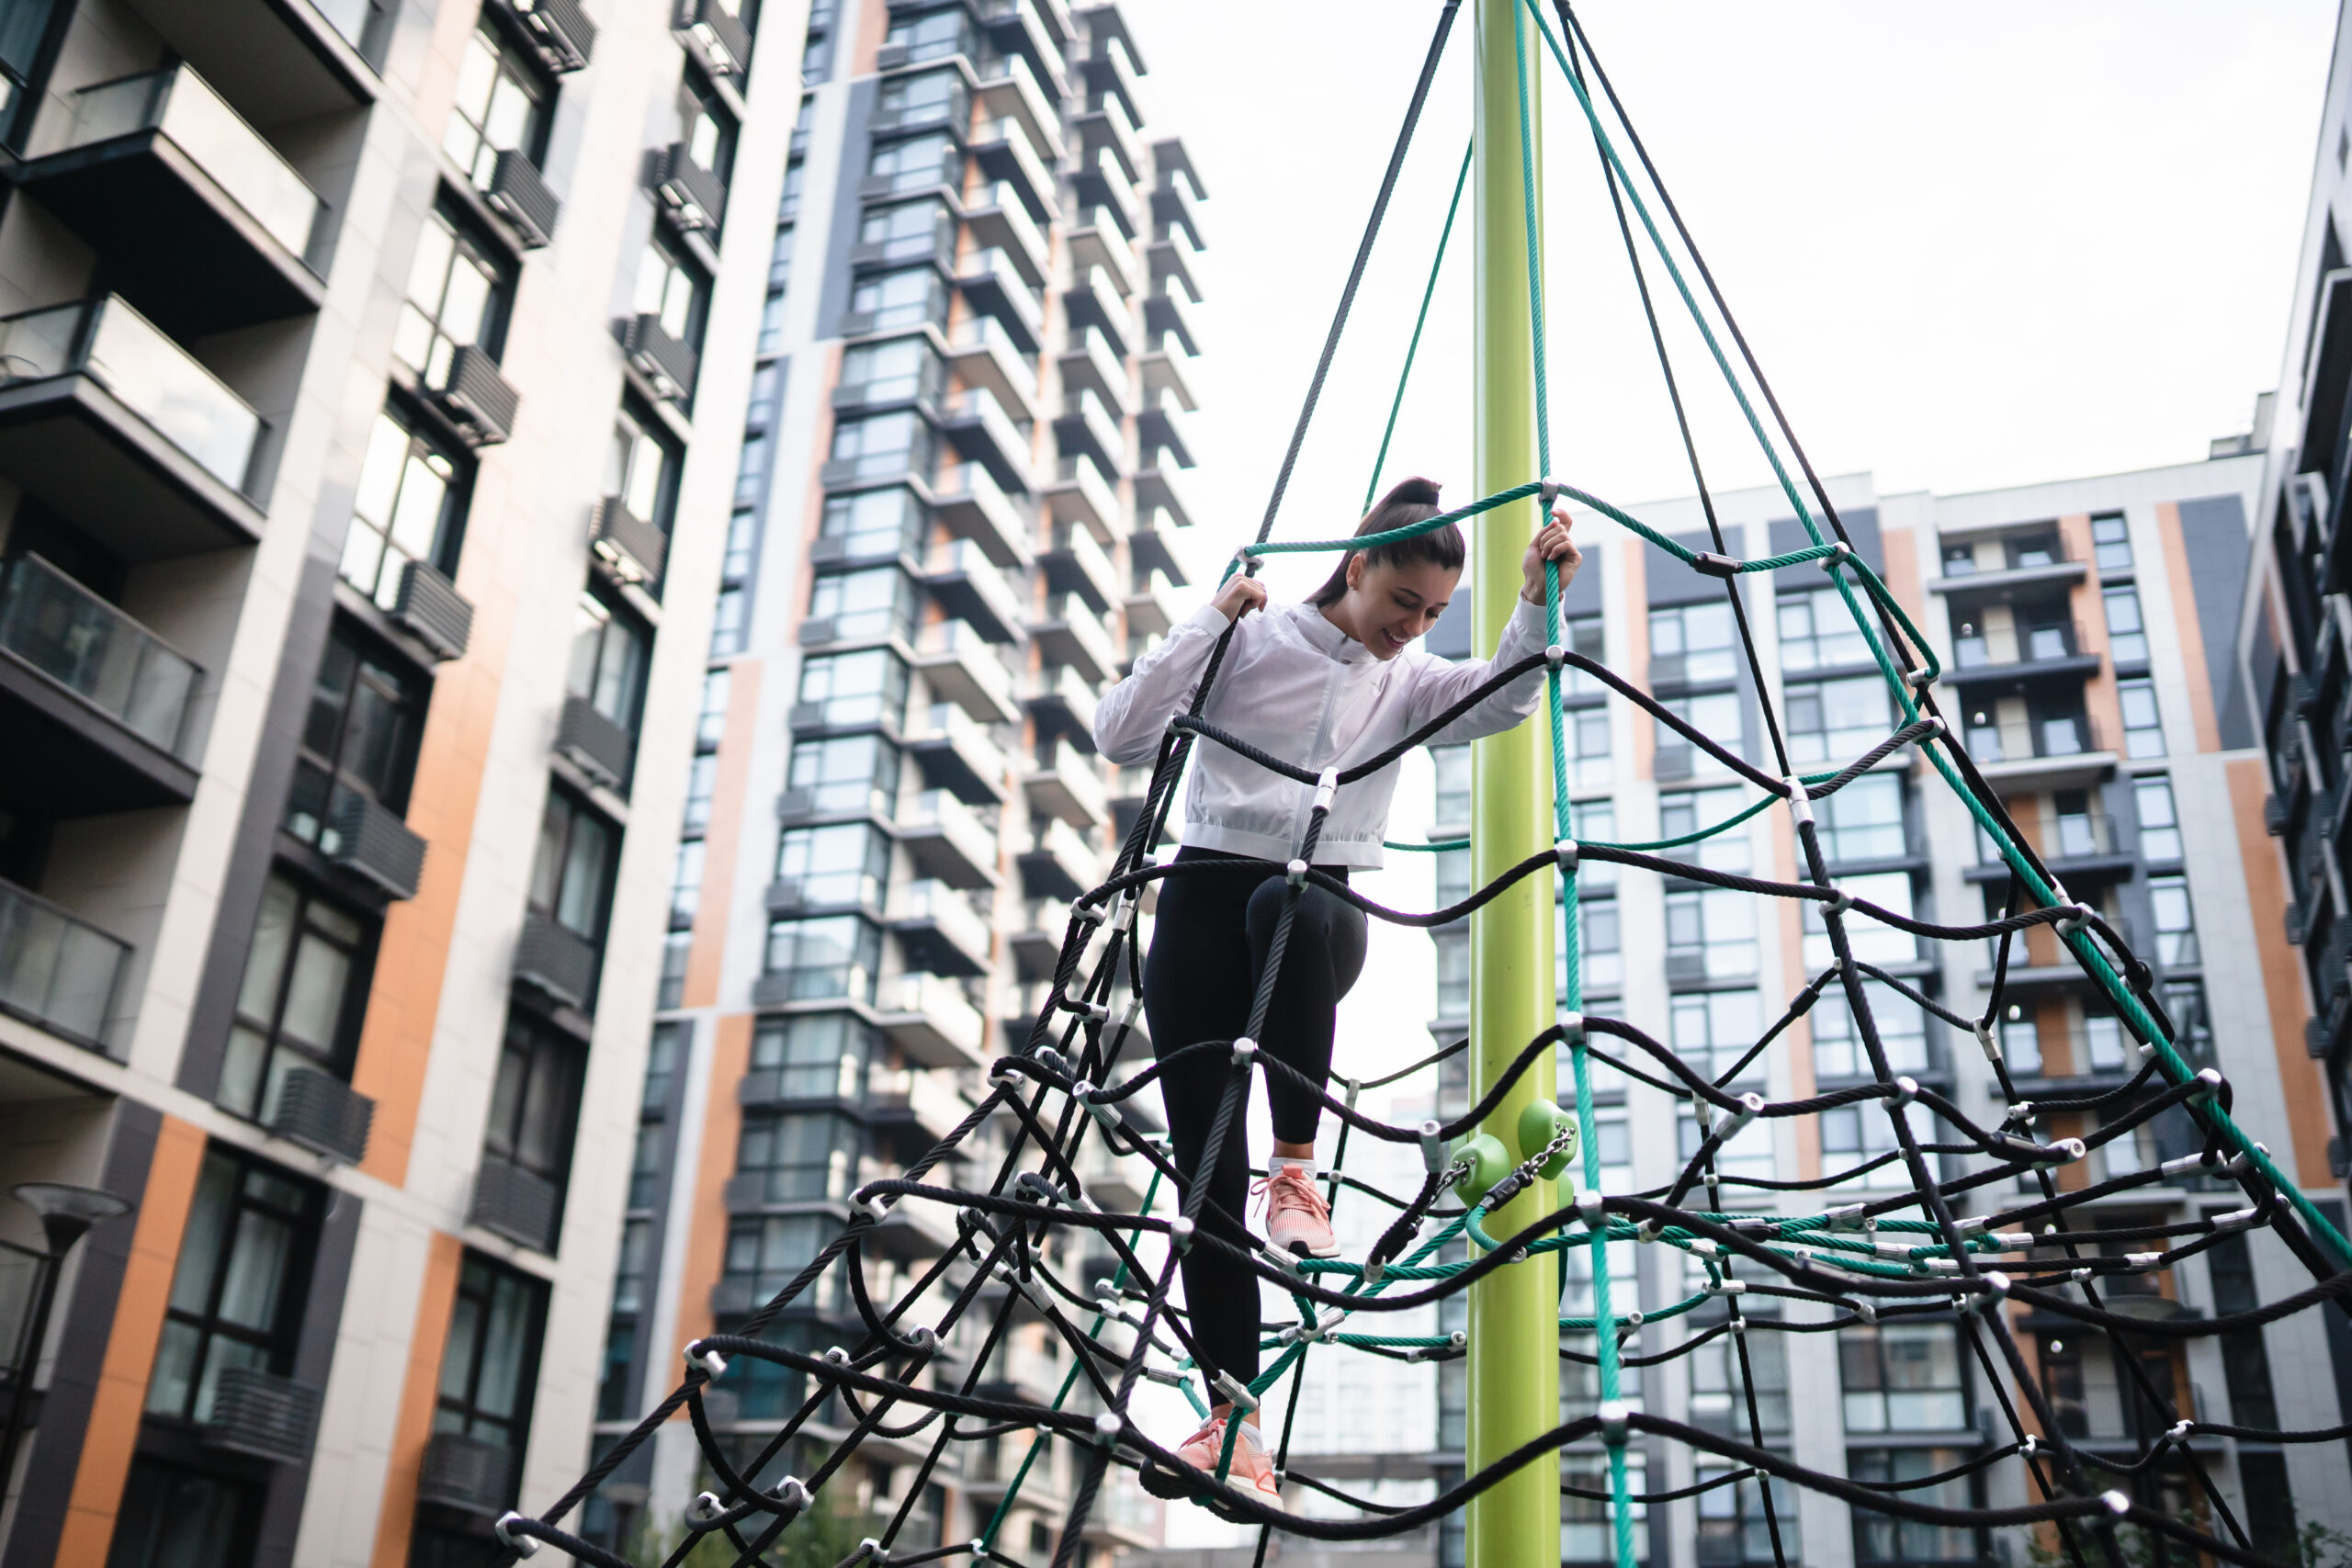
[1103,6,2340,1524]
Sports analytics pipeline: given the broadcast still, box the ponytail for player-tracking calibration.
[1306,477,1463,608]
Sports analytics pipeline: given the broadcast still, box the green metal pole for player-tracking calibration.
[1466,5,1559,1568]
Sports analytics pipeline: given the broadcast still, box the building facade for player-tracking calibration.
[1422,459,2352,1567]
[0,0,790,1562]
[588,0,1197,1558]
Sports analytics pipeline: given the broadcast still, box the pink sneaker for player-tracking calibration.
[1170,1413,1283,1505]
[1254,1162,1339,1258]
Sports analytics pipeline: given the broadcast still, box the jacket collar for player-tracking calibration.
[1287,602,1366,665]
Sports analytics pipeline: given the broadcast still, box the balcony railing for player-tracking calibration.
[0,296,262,492]
[0,875,128,1045]
[1963,712,2104,764]
[887,877,994,976]
[514,909,598,1010]
[872,974,988,1068]
[675,0,753,77]
[620,311,697,404]
[268,1066,374,1164]
[923,539,1025,644]
[56,65,322,260]
[591,495,668,587]
[469,1156,561,1252]
[943,387,1035,495]
[931,459,1034,570]
[914,618,1018,721]
[899,788,1001,889]
[1951,620,2088,671]
[0,553,198,753]
[201,1367,322,1464]
[418,1430,514,1515]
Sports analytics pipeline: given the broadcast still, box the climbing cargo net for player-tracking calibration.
[500,5,2352,1566]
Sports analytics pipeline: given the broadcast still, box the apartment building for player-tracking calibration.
[1420,459,2352,1567]
[585,0,1199,1557]
[0,0,793,1563]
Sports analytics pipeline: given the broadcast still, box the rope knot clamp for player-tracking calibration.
[1890,1076,1919,1109]
[1170,1215,1195,1253]
[1822,539,1855,570]
[1852,1300,1877,1325]
[1980,1271,2013,1306]
[1904,666,1936,690]
[1822,888,1855,918]
[1362,1259,1384,1286]
[1544,643,1568,676]
[1538,477,1564,509]
[2102,1491,2132,1518]
[1091,1412,1123,1449]
[1576,1188,1606,1226]
[2189,1066,2225,1105]
[1074,1081,1123,1134]
[688,1343,728,1380]
[1552,837,1580,876]
[2053,904,2090,937]
[1212,1371,1259,1413]
[1973,1020,2001,1063]
[1034,1044,1073,1078]
[2166,1420,2194,1443]
[1703,1276,1747,1297]
[1561,1010,1586,1048]
[1069,898,1106,928]
[1419,1119,1449,1174]
[773,1476,813,1509]
[1449,1329,1467,1349]
[1691,550,1739,579]
[1782,776,1814,826]
[1312,768,1339,816]
[1231,1036,1258,1066]
[1597,1400,1631,1446]
[1719,1091,1765,1142]
[1286,858,1309,887]
[1826,1203,1871,1232]
[686,1492,727,1528]
[2044,1137,2088,1168]
[2018,1434,2039,1458]
[494,1514,542,1557]
[859,1540,888,1568]
[1139,1363,1188,1389]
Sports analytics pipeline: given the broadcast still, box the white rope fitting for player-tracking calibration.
[1092,1412,1123,1448]
[1539,477,1564,510]
[1827,1202,1870,1231]
[686,1492,727,1527]
[1419,1119,1449,1174]
[1555,838,1579,875]
[1170,1215,1194,1252]
[1719,1091,1766,1143]
[772,1476,813,1509]
[1598,1400,1631,1446]
[1313,767,1339,816]
[1286,858,1309,887]
[1070,898,1106,928]
[2127,1251,2165,1272]
[1823,888,1855,918]
[1974,1021,2001,1063]
[1075,1081,1122,1134]
[1704,1276,1747,1298]
[1109,895,1135,932]
[2102,1491,2132,1517]
[1231,1036,1258,1066]
[1140,1364,1188,1389]
[2018,1434,2039,1458]
[1561,1010,1586,1047]
[861,1540,888,1568]
[495,1514,542,1557]
[2054,904,2090,937]
[1213,1371,1260,1413]
[1545,642,1568,672]
[1783,776,1814,827]
[1821,539,1854,570]
[2166,1419,2193,1443]
[1341,1076,1362,1111]
[2046,1137,2088,1167]
[1891,1075,1919,1109]
[2211,1206,2259,1232]
[1577,1188,1606,1226]
[1853,1300,1877,1325]
[1983,1270,2013,1304]
[1363,1259,1385,1285]
[865,1197,889,1224]
[2189,1066,2226,1104]
[1905,666,1936,690]
[690,1344,728,1380]
[1449,1329,1467,1348]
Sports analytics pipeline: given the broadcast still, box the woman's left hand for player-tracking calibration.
[1520,503,1580,604]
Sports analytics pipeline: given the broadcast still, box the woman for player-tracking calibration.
[1092,477,1579,1502]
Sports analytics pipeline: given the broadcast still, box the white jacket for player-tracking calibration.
[1092,596,1555,868]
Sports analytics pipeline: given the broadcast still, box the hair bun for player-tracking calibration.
[1386,476,1442,507]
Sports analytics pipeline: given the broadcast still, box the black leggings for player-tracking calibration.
[1140,847,1369,1391]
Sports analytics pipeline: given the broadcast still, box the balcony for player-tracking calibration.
[653,141,728,234]
[0,876,129,1048]
[923,539,1026,644]
[429,344,519,448]
[931,460,1035,570]
[977,0,1069,98]
[500,0,597,72]
[852,207,958,276]
[1006,898,1066,981]
[765,865,883,918]
[483,148,560,249]
[557,694,636,792]
[1145,288,1201,358]
[948,312,1039,423]
[964,180,1050,285]
[1018,817,1102,900]
[1023,663,1099,748]
[514,910,598,1011]
[1947,620,2099,688]
[1041,522,1118,612]
[1965,713,2116,792]
[1132,464,1194,532]
[1080,1471,1161,1550]
[201,1367,322,1464]
[1928,548,2086,596]
[1152,174,1206,253]
[867,1063,972,1142]
[389,558,474,661]
[942,389,1035,495]
[591,496,668,588]
[675,0,753,77]
[1030,593,1117,684]
[1125,571,1183,637]
[898,789,1001,889]
[865,1190,966,1258]
[0,296,266,558]
[1967,812,2134,886]
[1023,739,1107,828]
[872,975,988,1069]
[1069,215,1140,301]
[1137,394,1193,474]
[1057,327,1128,419]
[1075,1130,1155,1216]
[322,786,426,902]
[1148,234,1201,310]
[1043,456,1121,546]
[1063,265,1130,359]
[905,702,1009,804]
[957,244,1045,352]
[1074,96,1145,187]
[915,619,1020,723]
[976,53,1063,161]
[619,311,697,405]
[1140,348,1196,412]
[418,1430,514,1516]
[0,553,200,813]
[969,118,1057,227]
[267,1066,374,1164]
[20,63,323,333]
[1080,29,1143,125]
[1053,389,1125,488]
[888,878,994,976]
[469,1156,560,1252]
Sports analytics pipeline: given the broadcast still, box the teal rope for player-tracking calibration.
[1366,140,1476,513]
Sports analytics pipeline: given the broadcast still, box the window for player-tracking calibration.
[734,431,770,509]
[445,17,549,185]
[340,405,465,610]
[2007,530,2060,569]
[1562,1453,1648,1565]
[1660,786,1750,874]
[668,837,703,926]
[721,502,760,588]
[433,1254,548,1491]
[2134,775,2181,862]
[107,1456,260,1568]
[0,0,61,142]
[1849,1449,1976,1562]
[2083,1005,2130,1072]
[285,623,425,852]
[2148,873,2198,966]
[1993,1000,2041,1075]
[841,337,944,403]
[598,1218,650,1418]
[607,403,680,534]
[1562,705,1611,791]
[723,1213,837,1308]
[680,70,737,184]
[2119,677,2164,757]
[1778,584,1872,672]
[736,1111,859,1202]
[393,201,514,385]
[1657,690,1742,777]
[634,232,709,348]
[1666,888,1757,981]
[1677,1100,1775,1180]
[2163,978,2213,1067]
[220,876,369,1124]
[1840,1322,1965,1431]
[830,410,933,484]
[750,1012,873,1100]
[1785,673,1890,765]
[1804,870,1917,968]
[1670,989,1762,1088]
[778,162,804,226]
[2090,511,2132,570]
[1433,927,1468,1020]
[1820,1098,1905,1187]
[148,1147,320,1424]
[820,487,927,561]
[682,753,718,833]
[644,1019,685,1113]
[1649,600,1736,683]
[1939,542,1976,578]
[1431,743,1470,829]
[849,265,949,332]
[1694,1461,1797,1567]
[696,667,732,747]
[1817,773,1905,863]
[881,7,977,62]
[797,648,910,728]
[569,588,651,734]
[774,821,890,908]
[762,914,881,1002]
[710,584,746,657]
[657,930,689,1011]
[1690,1324,1789,1436]
[807,565,920,645]
[530,788,619,945]
[1556,894,1620,998]
[1566,800,1616,891]
[2206,1228,2281,1431]
[875,67,967,126]
[858,197,954,268]
[865,130,956,197]
[2103,584,2147,665]
[484,1011,586,1198]
[1811,980,1930,1079]
[1559,611,1606,697]
[786,733,901,816]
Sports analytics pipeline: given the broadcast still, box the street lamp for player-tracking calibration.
[0,1181,133,1492]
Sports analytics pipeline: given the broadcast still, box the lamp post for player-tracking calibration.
[0,1182,134,1495]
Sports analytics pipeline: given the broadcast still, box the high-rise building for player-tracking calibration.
[2233,0,2352,1213]
[1421,458,2352,1566]
[591,0,1200,1557]
[0,0,790,1562]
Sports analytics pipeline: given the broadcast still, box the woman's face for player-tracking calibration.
[1342,555,1460,660]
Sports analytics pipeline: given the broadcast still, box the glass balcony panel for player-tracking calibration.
[0,876,129,1043]
[60,68,322,259]
[0,555,198,751]
[66,299,261,490]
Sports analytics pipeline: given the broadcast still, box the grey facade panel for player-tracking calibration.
[1768,505,1881,583]
[815,79,880,341]
[2178,493,2256,750]
[250,1181,363,1568]
[1645,527,1730,606]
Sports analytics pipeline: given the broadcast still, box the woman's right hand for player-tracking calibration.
[1213,574,1269,623]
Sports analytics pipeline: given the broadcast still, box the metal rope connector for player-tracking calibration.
[1091,1412,1123,1449]
[1544,642,1567,672]
[1822,888,1855,918]
[1538,477,1563,510]
[772,1476,813,1509]
[1890,1076,1919,1109]
[1313,767,1339,816]
[1213,1371,1260,1412]
[1231,1036,1258,1066]
[688,1343,728,1380]
[1973,1020,2001,1062]
[1286,858,1309,887]
[1419,1119,1449,1173]
[1718,1091,1765,1143]
[1170,1216,1195,1252]
[1783,775,1813,826]
[1561,1010,1586,1047]
[1905,666,1936,690]
[1555,838,1579,875]
[1821,539,1855,570]
[1691,550,1739,579]
[1597,1400,1630,1446]
[495,1514,542,1558]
